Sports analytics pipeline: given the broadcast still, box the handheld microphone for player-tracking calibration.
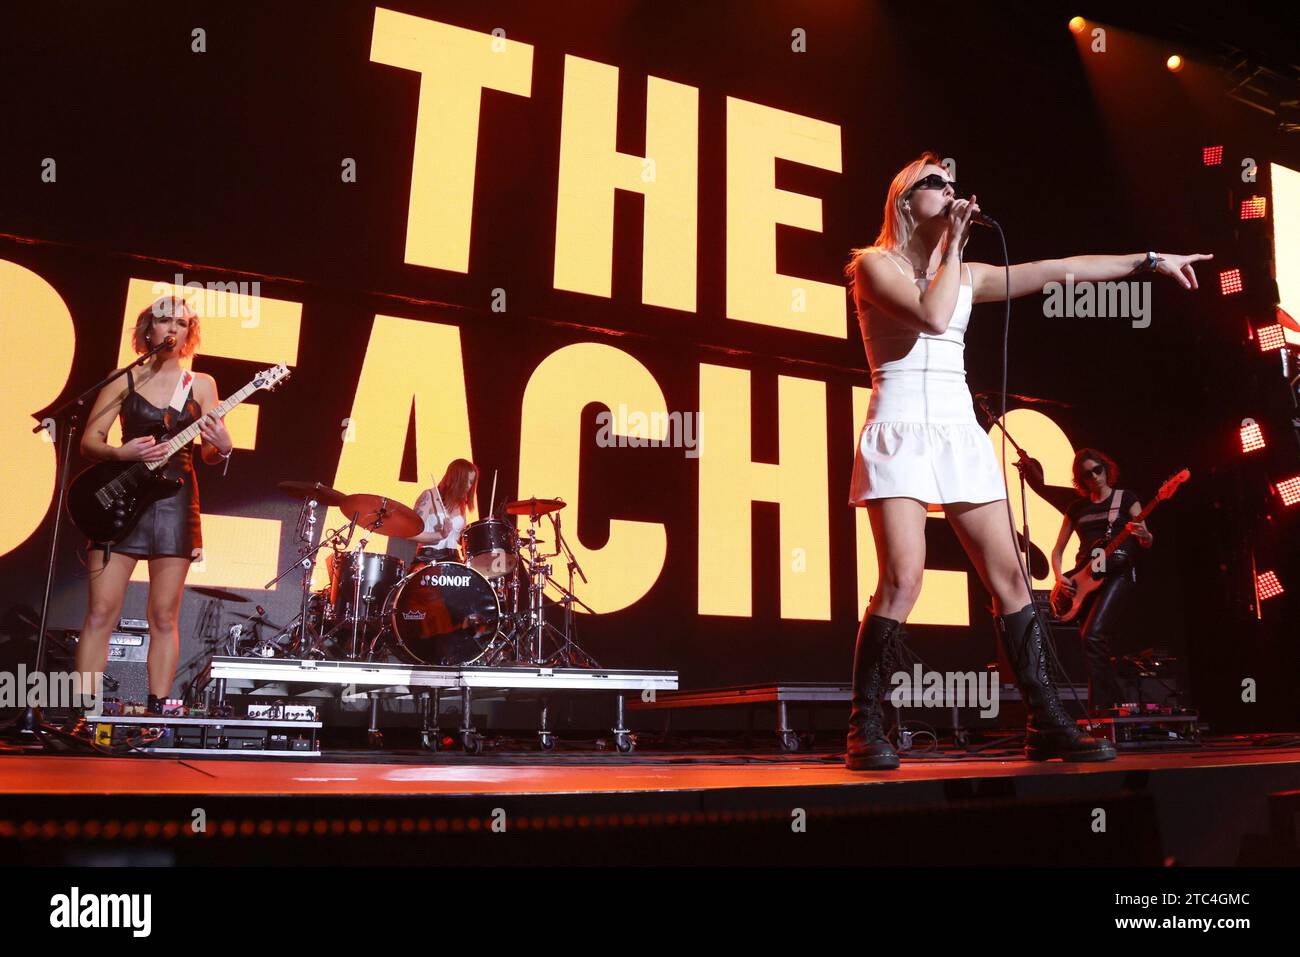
[944,201,998,228]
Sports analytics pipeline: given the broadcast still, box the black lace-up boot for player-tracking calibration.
[846,613,904,770]
[995,603,1116,762]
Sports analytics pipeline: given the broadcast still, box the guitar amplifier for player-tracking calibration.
[69,628,152,704]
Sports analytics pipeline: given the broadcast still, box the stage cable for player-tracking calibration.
[989,224,1087,720]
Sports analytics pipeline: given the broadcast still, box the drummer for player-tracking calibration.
[412,458,479,564]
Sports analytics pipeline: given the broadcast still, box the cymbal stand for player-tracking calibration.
[544,510,599,667]
[263,504,357,658]
[520,522,549,664]
[347,531,370,660]
[515,512,599,667]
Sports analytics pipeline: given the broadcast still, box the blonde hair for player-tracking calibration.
[132,296,200,357]
[843,150,945,284]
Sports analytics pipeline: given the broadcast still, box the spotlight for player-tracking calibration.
[1241,196,1267,219]
[1257,323,1288,352]
[1203,145,1224,166]
[1275,475,1300,508]
[1166,55,1184,73]
[1239,419,1266,454]
[1068,16,1086,34]
[1219,268,1243,295]
[1256,570,1284,601]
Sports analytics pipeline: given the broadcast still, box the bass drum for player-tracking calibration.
[384,561,500,666]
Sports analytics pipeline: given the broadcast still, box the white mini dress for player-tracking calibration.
[849,252,1008,512]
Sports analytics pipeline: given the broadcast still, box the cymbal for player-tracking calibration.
[278,481,347,506]
[337,493,423,539]
[189,585,249,603]
[504,497,565,520]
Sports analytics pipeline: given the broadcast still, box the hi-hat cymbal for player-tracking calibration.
[189,585,249,603]
[278,481,347,506]
[337,493,424,539]
[504,497,565,520]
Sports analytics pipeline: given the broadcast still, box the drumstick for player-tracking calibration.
[488,469,498,520]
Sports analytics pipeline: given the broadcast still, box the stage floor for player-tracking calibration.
[3,740,1298,797]
[2,739,1297,864]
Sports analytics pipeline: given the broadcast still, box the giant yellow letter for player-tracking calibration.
[699,365,829,618]
[726,97,843,337]
[554,55,698,311]
[370,8,534,272]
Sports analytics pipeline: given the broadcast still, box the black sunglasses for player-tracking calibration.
[908,173,958,195]
[1079,465,1106,478]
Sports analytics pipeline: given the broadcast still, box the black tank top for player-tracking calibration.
[122,369,202,484]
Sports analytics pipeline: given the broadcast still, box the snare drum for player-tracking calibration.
[462,518,518,579]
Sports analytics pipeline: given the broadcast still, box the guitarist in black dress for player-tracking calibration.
[74,296,233,712]
[1049,449,1153,714]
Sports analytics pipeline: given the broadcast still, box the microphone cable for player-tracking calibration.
[988,222,1089,722]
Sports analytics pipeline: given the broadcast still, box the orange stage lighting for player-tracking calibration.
[1256,323,1287,352]
[1241,196,1267,220]
[1239,420,1265,454]
[1166,55,1183,72]
[1068,17,1086,34]
[1275,476,1300,508]
[1255,570,1284,601]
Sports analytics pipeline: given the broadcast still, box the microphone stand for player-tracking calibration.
[2,340,172,744]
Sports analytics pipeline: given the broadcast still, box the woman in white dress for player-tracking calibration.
[844,151,1211,770]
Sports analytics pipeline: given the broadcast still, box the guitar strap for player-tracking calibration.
[168,369,195,411]
[1106,489,1123,530]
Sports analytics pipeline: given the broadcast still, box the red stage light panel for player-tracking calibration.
[1203,145,1223,166]
[1241,196,1267,219]
[1219,269,1243,295]
[1275,475,1300,507]
[1256,570,1283,601]
[1239,420,1266,453]
[1257,323,1287,352]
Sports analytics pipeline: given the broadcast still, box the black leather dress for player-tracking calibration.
[94,369,204,559]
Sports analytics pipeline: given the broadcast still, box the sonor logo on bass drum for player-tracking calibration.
[421,575,472,587]
[401,611,427,620]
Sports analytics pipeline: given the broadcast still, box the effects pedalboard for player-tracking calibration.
[90,701,321,757]
[1087,703,1202,747]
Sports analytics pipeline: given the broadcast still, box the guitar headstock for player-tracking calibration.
[1157,468,1191,501]
[253,363,291,392]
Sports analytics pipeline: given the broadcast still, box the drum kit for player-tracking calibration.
[257,480,598,669]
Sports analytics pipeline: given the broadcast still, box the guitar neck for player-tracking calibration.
[1102,496,1160,557]
[144,380,254,470]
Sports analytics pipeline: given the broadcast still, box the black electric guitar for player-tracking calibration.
[1049,468,1189,622]
[67,363,291,544]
